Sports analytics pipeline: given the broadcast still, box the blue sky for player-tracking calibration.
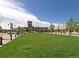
[0,0,79,29]
[18,0,79,24]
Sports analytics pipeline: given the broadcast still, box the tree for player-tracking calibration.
[66,17,77,35]
[49,22,55,34]
[0,26,2,32]
[14,26,24,34]
[75,23,79,32]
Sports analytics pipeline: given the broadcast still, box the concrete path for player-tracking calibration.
[0,33,16,40]
[0,33,20,47]
[3,40,11,45]
[49,32,79,37]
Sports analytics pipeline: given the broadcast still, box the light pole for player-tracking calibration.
[50,18,53,34]
[9,23,13,40]
[58,24,60,34]
[50,21,53,34]
[0,15,4,45]
[37,26,39,32]
[9,16,14,40]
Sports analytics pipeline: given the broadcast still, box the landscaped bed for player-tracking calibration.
[0,32,79,58]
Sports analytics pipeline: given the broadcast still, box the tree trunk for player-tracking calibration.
[69,31,72,36]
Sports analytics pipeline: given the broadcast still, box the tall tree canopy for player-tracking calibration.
[66,17,78,35]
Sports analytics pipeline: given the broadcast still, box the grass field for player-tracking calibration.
[0,32,79,58]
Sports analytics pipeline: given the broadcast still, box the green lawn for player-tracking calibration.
[0,32,79,58]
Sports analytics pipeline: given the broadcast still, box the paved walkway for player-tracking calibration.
[0,33,20,47]
[0,33,16,40]
[49,32,79,37]
[3,40,11,45]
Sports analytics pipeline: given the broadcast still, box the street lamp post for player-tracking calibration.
[8,16,14,40]
[0,15,3,45]
[50,22,53,34]
[0,37,3,45]
[37,26,39,32]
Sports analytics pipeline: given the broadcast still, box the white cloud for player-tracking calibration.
[0,0,60,29]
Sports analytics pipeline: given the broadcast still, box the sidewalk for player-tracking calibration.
[49,32,79,37]
[0,33,20,47]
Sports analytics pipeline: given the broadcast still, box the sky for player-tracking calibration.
[21,0,79,23]
[0,0,79,29]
